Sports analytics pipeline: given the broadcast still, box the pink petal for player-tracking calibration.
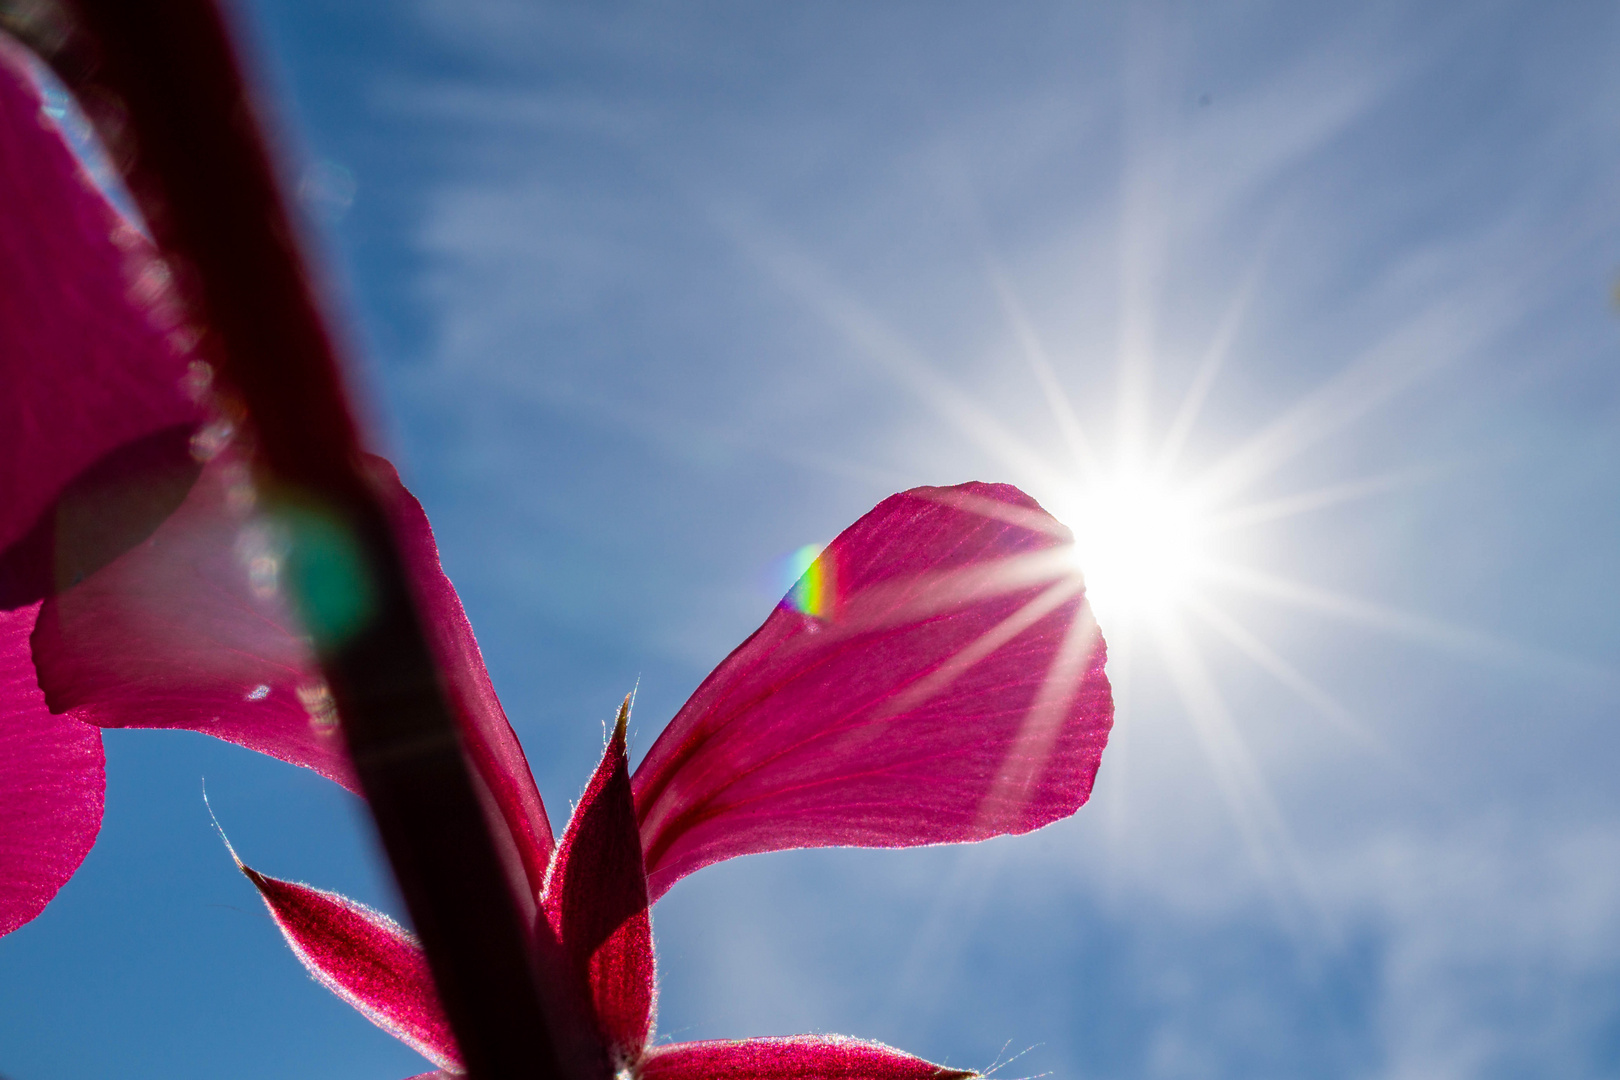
[544,699,655,1063]
[633,483,1112,901]
[30,449,357,789]
[238,862,461,1072]
[29,454,556,900]
[0,37,203,596]
[638,1036,976,1080]
[0,603,104,936]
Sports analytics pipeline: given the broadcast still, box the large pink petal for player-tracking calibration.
[544,699,655,1064]
[0,603,104,936]
[633,483,1112,901]
[30,449,356,788]
[29,454,556,900]
[638,1036,976,1080]
[0,36,203,595]
[238,862,460,1072]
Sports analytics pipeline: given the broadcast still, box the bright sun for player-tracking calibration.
[1056,468,1213,630]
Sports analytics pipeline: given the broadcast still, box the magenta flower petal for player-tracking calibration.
[0,37,203,597]
[638,1036,976,1080]
[544,699,655,1063]
[30,450,357,789]
[238,862,461,1072]
[633,482,1112,901]
[0,603,104,937]
[30,453,556,896]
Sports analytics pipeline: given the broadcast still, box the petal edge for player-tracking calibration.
[0,603,104,936]
[639,1036,975,1080]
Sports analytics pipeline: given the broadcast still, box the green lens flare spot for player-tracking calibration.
[274,502,376,650]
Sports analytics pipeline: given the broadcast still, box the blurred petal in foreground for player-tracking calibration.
[0,35,203,609]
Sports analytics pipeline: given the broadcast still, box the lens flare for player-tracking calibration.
[782,542,838,619]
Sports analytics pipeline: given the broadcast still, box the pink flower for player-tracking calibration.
[227,476,1112,1078]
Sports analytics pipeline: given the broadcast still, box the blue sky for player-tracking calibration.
[4,2,1620,1077]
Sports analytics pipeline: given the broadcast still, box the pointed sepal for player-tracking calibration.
[234,857,461,1072]
[545,695,656,1065]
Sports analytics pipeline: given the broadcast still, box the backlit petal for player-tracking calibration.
[638,1036,975,1080]
[633,483,1112,901]
[30,449,355,788]
[0,36,203,601]
[0,603,104,936]
[29,454,555,899]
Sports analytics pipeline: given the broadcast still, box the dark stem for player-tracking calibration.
[8,2,572,1076]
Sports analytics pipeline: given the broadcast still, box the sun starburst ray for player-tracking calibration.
[819,550,1079,644]
[881,578,1087,719]
[977,603,1103,831]
[1181,595,1415,779]
[989,264,1101,478]
[1099,622,1139,859]
[1202,560,1614,686]
[1154,618,1323,940]
[1205,465,1448,534]
[913,486,1075,540]
[1114,4,1176,471]
[1190,296,1504,506]
[738,231,1073,496]
[1154,264,1260,480]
